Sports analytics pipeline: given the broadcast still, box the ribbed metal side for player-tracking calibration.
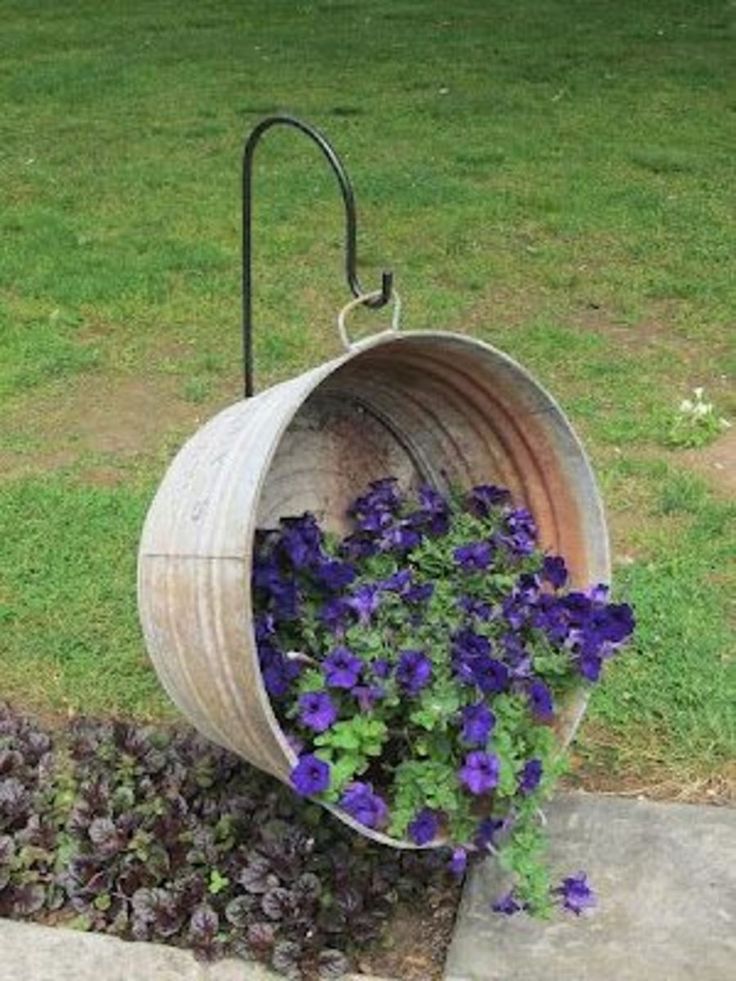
[138,330,610,846]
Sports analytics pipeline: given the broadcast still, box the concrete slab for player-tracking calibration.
[445,792,736,981]
[0,918,394,981]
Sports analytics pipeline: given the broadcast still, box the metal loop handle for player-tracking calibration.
[337,290,402,350]
[242,115,394,397]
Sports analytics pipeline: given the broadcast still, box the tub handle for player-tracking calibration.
[337,289,402,350]
[242,115,394,397]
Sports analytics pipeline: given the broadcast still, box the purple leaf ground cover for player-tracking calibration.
[0,704,449,977]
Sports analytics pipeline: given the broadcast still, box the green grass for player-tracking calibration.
[0,0,734,791]
[0,475,172,719]
[582,462,736,783]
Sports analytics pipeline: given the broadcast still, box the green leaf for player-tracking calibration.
[208,869,230,895]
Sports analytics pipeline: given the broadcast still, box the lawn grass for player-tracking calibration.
[1,0,734,793]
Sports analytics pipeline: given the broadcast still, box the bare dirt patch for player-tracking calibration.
[358,879,462,981]
[0,374,222,481]
[678,427,736,498]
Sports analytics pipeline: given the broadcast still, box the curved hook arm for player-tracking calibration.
[242,114,393,397]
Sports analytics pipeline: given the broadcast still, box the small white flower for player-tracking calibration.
[693,387,705,400]
[693,402,713,417]
[719,417,732,430]
[679,399,694,413]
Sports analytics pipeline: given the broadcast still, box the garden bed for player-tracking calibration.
[0,703,458,980]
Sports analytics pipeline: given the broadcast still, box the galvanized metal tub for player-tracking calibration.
[137,329,610,847]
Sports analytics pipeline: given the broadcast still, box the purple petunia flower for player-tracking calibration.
[290,754,331,796]
[454,541,493,572]
[492,890,524,915]
[555,871,596,915]
[252,555,281,593]
[254,613,276,643]
[528,679,555,721]
[357,509,393,534]
[466,484,511,518]
[253,557,300,620]
[532,596,571,645]
[409,485,452,536]
[474,657,510,695]
[458,751,500,795]
[259,644,300,699]
[319,596,351,634]
[372,659,392,679]
[380,522,422,553]
[458,595,492,621]
[378,569,413,593]
[352,477,402,513]
[452,628,493,685]
[348,479,403,540]
[448,847,467,876]
[340,781,389,829]
[502,508,538,557]
[578,651,603,682]
[542,554,568,590]
[348,584,382,625]
[315,559,356,592]
[323,647,362,689]
[518,758,543,795]
[502,593,530,630]
[408,808,440,845]
[404,582,434,605]
[475,816,504,850]
[340,531,379,561]
[352,684,385,711]
[279,513,324,569]
[396,650,433,695]
[589,582,609,604]
[460,703,495,746]
[298,692,338,733]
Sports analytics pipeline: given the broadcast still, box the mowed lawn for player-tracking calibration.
[0,0,734,795]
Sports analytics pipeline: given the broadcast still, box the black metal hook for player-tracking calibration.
[242,114,393,397]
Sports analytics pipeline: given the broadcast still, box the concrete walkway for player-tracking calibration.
[2,793,734,980]
[0,918,391,981]
[445,792,736,981]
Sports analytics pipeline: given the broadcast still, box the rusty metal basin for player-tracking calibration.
[137,330,610,847]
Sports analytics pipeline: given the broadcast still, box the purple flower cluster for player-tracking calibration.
[534,586,635,682]
[452,629,510,695]
[254,475,634,915]
[342,478,451,560]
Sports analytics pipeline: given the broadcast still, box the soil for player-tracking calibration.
[0,373,220,482]
[358,879,463,981]
[679,427,736,498]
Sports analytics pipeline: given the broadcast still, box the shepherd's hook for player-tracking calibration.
[242,114,393,397]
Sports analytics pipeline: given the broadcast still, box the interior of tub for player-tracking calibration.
[254,333,610,592]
